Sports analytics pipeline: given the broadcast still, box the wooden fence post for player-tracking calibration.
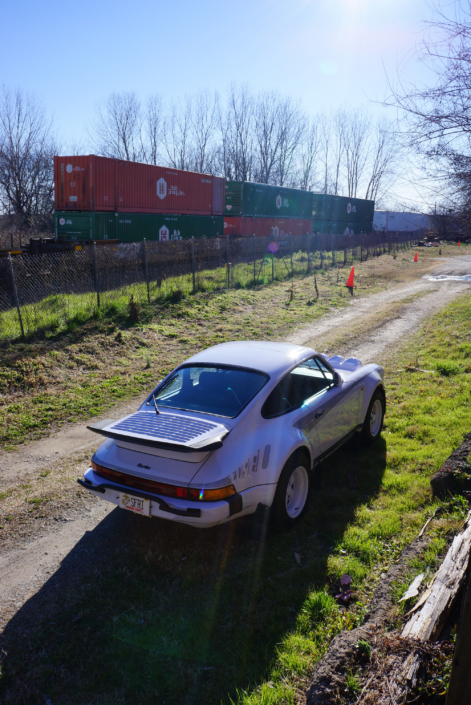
[93,242,100,308]
[191,237,196,294]
[8,253,24,339]
[143,238,150,304]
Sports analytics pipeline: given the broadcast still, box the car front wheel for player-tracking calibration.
[271,454,311,530]
[362,389,384,445]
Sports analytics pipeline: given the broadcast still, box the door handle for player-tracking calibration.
[315,410,324,419]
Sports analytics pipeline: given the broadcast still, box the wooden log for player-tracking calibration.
[445,552,471,705]
[402,510,471,642]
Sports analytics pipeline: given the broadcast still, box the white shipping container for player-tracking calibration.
[373,211,431,232]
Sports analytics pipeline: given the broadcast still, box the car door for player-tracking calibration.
[312,357,360,455]
[261,357,335,463]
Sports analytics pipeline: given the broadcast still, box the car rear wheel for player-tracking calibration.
[271,454,310,530]
[362,389,384,445]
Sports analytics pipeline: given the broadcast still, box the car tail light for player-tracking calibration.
[91,461,236,502]
[201,486,237,501]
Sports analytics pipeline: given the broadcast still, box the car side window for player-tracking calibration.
[261,357,334,419]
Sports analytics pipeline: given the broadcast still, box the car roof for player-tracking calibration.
[184,341,316,377]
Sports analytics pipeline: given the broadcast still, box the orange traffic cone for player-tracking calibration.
[458,240,460,246]
[345,267,355,288]
[414,252,418,262]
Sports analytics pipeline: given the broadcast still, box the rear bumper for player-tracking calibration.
[79,468,274,528]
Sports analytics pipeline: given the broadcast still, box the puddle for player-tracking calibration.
[424,274,471,282]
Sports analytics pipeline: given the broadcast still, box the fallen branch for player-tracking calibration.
[419,506,443,537]
[402,509,471,641]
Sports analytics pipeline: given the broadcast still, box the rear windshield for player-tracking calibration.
[147,365,269,418]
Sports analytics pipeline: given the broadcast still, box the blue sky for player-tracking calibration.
[1,0,435,145]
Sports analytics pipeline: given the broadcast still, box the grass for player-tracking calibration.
[1,286,471,703]
[1,244,465,451]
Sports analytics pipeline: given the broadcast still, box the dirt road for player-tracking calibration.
[1,253,470,631]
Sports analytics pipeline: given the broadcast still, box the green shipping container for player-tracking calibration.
[310,195,375,223]
[55,212,116,240]
[311,195,328,219]
[224,181,312,219]
[55,212,224,242]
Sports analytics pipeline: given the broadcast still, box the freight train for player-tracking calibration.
[54,155,374,243]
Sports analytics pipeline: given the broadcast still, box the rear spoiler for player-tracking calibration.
[87,419,227,454]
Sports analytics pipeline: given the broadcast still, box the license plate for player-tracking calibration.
[119,492,150,516]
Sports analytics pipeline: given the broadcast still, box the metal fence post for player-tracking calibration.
[307,234,310,274]
[143,239,150,304]
[290,234,293,277]
[93,242,100,308]
[191,237,196,294]
[8,254,24,339]
[331,234,335,267]
[253,234,256,283]
[226,236,230,289]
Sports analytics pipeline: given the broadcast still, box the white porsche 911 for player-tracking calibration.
[79,342,385,529]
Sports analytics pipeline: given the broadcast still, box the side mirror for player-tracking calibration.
[333,372,341,387]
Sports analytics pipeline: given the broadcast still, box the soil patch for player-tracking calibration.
[431,432,471,498]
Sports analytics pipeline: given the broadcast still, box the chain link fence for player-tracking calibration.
[0,231,416,343]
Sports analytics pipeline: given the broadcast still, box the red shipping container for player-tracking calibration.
[224,217,311,238]
[54,155,225,216]
[54,155,116,211]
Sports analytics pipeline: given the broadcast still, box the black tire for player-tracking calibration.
[361,388,384,445]
[271,453,311,530]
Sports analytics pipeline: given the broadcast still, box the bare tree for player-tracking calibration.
[318,113,331,194]
[330,109,347,196]
[162,96,193,170]
[385,1,471,208]
[142,93,164,166]
[219,84,255,181]
[90,91,144,161]
[297,117,322,191]
[275,98,305,186]
[364,120,401,203]
[253,91,283,184]
[190,89,219,174]
[0,86,57,228]
[344,109,371,198]
[317,111,346,196]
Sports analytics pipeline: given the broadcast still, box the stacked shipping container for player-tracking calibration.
[54,155,225,215]
[55,212,223,242]
[53,156,374,243]
[311,194,374,235]
[223,181,374,238]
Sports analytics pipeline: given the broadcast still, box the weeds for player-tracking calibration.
[345,669,362,694]
[127,294,140,322]
[434,360,462,377]
[354,638,372,660]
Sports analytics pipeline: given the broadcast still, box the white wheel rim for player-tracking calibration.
[369,399,382,436]
[285,466,309,519]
